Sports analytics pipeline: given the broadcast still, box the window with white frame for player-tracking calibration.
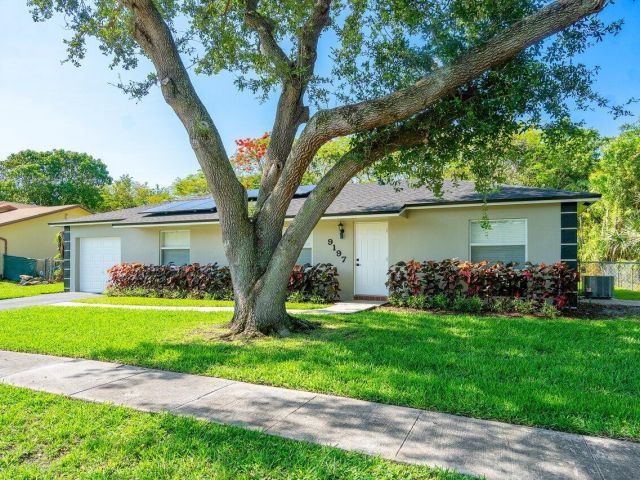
[160,230,190,266]
[470,219,527,265]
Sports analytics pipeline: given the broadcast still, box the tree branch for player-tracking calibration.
[316,0,605,139]
[263,0,606,225]
[121,0,249,246]
[244,0,292,70]
[252,2,332,266]
[261,114,442,291]
[297,0,332,74]
[255,0,332,212]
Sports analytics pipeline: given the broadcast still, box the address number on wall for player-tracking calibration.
[327,239,347,263]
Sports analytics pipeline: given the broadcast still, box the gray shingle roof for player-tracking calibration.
[52,181,600,227]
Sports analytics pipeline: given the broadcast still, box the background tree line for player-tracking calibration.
[503,120,640,262]
[2,120,638,262]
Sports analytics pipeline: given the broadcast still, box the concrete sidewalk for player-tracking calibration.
[0,292,101,310]
[1,350,638,479]
[53,300,384,315]
[583,297,640,308]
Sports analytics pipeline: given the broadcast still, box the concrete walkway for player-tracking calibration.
[583,298,640,308]
[53,300,384,315]
[0,292,101,311]
[1,350,638,479]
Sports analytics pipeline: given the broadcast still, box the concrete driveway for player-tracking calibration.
[0,292,101,311]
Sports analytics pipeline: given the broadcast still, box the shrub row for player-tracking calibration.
[388,292,559,317]
[107,262,340,303]
[387,259,578,310]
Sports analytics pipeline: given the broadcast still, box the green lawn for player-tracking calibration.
[0,385,458,480]
[0,281,63,300]
[615,288,640,301]
[0,307,639,440]
[75,295,328,310]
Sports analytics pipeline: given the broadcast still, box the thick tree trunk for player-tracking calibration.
[228,281,288,336]
[227,270,314,337]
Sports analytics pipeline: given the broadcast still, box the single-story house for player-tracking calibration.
[0,202,91,278]
[51,181,599,299]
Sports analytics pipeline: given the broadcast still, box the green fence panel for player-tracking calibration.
[3,255,37,281]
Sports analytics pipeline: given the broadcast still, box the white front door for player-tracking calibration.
[355,222,389,296]
[79,237,121,293]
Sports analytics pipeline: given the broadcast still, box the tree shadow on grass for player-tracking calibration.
[91,310,640,439]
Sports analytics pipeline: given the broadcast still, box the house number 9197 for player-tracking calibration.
[327,239,347,263]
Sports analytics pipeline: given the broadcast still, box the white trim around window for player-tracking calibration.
[469,219,528,264]
[160,230,190,266]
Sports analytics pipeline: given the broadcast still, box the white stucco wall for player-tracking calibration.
[69,202,562,298]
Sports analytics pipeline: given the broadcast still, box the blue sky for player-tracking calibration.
[1,1,638,186]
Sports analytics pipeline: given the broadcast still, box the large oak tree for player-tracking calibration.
[29,0,618,336]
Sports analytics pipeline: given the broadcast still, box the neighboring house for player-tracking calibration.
[0,202,91,278]
[51,182,599,299]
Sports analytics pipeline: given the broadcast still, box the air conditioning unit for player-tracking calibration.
[583,276,614,299]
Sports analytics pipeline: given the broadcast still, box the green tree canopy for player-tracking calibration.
[172,171,210,197]
[0,149,111,210]
[582,123,640,260]
[505,119,603,192]
[100,174,171,211]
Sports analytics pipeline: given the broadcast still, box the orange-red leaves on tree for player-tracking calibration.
[231,132,270,174]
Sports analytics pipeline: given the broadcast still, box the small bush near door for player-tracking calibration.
[106,262,340,303]
[387,258,578,315]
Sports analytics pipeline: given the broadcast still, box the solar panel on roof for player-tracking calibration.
[246,189,260,200]
[141,185,315,215]
[246,185,314,200]
[142,198,216,214]
[294,185,315,196]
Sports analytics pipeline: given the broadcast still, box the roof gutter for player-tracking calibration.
[48,220,124,227]
[49,195,601,228]
[110,211,404,228]
[399,196,601,213]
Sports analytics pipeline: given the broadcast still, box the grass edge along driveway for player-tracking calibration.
[0,281,63,300]
[0,306,638,441]
[74,295,328,310]
[0,384,462,479]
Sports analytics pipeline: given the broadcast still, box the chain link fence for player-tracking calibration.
[579,261,640,292]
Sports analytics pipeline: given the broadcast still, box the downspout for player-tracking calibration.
[0,237,7,280]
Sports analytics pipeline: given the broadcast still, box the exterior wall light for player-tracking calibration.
[338,222,345,239]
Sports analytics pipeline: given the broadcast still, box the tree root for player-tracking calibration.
[221,314,320,340]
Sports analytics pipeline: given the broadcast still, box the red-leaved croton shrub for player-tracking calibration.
[386,259,579,309]
[107,263,233,299]
[288,263,341,302]
[107,262,340,303]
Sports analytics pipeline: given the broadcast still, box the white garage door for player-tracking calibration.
[79,237,121,293]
